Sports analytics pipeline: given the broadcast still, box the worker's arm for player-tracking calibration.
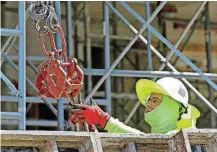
[105,117,142,133]
[69,104,142,133]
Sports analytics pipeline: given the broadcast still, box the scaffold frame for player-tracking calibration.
[0,1,217,130]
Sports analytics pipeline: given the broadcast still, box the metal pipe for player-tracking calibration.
[1,119,58,127]
[72,4,85,29]
[55,1,64,131]
[119,2,217,91]
[66,1,73,57]
[18,1,26,130]
[1,37,17,66]
[124,101,140,124]
[94,92,137,99]
[6,55,47,61]
[1,96,108,105]
[13,45,38,73]
[84,2,167,104]
[82,69,217,80]
[106,2,217,123]
[57,100,64,130]
[2,53,58,116]
[161,16,217,27]
[89,33,133,41]
[104,2,112,114]
[84,2,92,94]
[55,1,61,50]
[0,71,20,97]
[1,7,29,53]
[1,32,15,53]
[111,1,119,117]
[1,112,22,119]
[1,8,30,66]
[204,3,216,128]
[157,1,207,73]
[145,1,152,71]
[0,29,22,36]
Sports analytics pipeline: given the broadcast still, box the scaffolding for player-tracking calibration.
[1,1,217,132]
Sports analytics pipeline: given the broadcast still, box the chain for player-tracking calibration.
[30,1,98,133]
[29,1,59,34]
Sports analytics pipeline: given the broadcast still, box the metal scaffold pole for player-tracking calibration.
[66,1,73,57]
[84,1,167,104]
[204,3,216,128]
[104,2,111,114]
[145,1,152,71]
[18,1,26,130]
[105,1,217,124]
[55,1,65,131]
[84,2,92,94]
[118,1,217,91]
[156,1,207,73]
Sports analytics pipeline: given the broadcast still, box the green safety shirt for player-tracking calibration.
[104,104,200,134]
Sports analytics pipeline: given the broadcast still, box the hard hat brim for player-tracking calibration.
[136,79,168,105]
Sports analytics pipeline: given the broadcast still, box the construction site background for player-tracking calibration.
[1,1,217,132]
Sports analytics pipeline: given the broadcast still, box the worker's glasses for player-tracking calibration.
[144,93,187,115]
[144,93,162,113]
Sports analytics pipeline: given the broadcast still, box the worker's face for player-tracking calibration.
[144,93,183,133]
[144,93,184,114]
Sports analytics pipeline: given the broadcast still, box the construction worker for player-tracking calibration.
[68,77,200,134]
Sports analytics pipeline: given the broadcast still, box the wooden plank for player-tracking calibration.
[1,140,44,147]
[1,129,217,152]
[123,142,137,152]
[43,140,59,152]
[95,132,104,152]
[1,130,90,142]
[79,140,93,152]
[184,128,217,144]
[168,140,175,152]
[205,136,217,152]
[90,132,103,152]
[136,143,168,151]
[100,133,171,147]
[172,130,192,152]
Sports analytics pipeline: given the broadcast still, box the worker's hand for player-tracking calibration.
[68,104,110,128]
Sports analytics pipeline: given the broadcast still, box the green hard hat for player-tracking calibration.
[136,79,169,106]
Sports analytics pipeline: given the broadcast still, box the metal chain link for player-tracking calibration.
[29,1,59,34]
[29,1,97,132]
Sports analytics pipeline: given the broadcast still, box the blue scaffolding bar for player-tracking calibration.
[1,112,23,119]
[106,2,217,115]
[1,96,108,106]
[18,1,26,130]
[84,2,167,103]
[145,2,152,71]
[0,71,20,97]
[66,1,73,57]
[55,1,64,131]
[82,69,217,80]
[104,2,111,114]
[2,119,58,127]
[119,2,217,91]
[1,1,217,130]
[158,1,206,72]
[0,29,22,36]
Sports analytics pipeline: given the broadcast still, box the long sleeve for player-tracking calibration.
[104,117,143,133]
